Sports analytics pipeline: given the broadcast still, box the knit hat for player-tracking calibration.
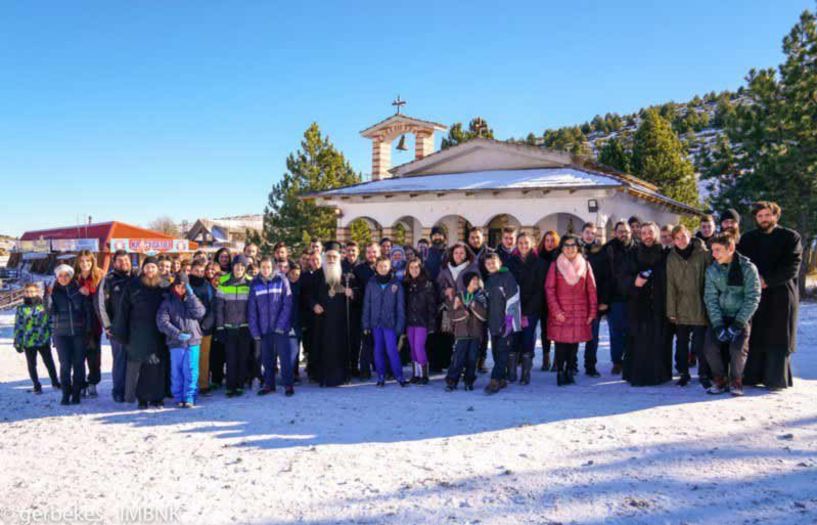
[171,272,188,287]
[461,271,481,289]
[142,256,159,268]
[54,264,74,278]
[431,226,445,238]
[720,208,740,224]
[232,254,249,268]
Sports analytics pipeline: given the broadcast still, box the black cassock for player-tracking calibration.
[623,243,672,386]
[738,226,802,389]
[314,273,354,387]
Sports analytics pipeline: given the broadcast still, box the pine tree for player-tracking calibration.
[709,7,817,285]
[441,117,494,149]
[631,109,700,209]
[260,123,360,251]
[348,218,373,246]
[598,137,632,173]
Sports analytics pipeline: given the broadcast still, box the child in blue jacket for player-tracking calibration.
[14,283,60,394]
[248,257,294,396]
[362,257,407,387]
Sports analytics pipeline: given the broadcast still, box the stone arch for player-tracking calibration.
[345,216,382,246]
[535,212,586,241]
[483,213,522,249]
[392,216,423,247]
[433,215,474,246]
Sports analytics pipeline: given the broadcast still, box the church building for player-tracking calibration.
[308,109,700,246]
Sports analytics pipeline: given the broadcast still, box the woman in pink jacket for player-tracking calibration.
[545,234,598,386]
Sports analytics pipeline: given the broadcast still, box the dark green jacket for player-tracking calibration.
[666,238,709,326]
[704,254,761,329]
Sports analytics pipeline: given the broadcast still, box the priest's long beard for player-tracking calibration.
[141,274,161,288]
[324,261,344,297]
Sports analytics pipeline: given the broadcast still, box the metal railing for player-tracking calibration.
[0,288,25,310]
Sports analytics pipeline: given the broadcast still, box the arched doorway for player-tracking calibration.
[484,213,522,249]
[393,216,423,247]
[536,213,586,239]
[433,215,473,246]
[346,216,382,246]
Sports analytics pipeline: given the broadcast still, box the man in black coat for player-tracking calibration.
[352,242,379,379]
[580,222,609,377]
[424,227,447,281]
[97,249,136,402]
[342,241,362,375]
[605,220,637,375]
[113,257,168,409]
[738,202,802,390]
[299,250,323,382]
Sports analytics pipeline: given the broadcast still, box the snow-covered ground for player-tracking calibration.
[1,306,816,525]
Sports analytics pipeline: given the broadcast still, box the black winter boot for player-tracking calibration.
[507,353,519,383]
[520,354,533,385]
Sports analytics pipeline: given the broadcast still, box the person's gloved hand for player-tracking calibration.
[254,339,262,361]
[715,326,730,343]
[178,333,192,342]
[147,353,160,365]
[727,323,744,342]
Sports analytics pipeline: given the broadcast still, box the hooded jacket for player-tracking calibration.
[215,273,251,329]
[247,273,293,339]
[484,267,521,336]
[48,281,92,337]
[404,274,437,331]
[156,289,206,348]
[704,253,761,330]
[14,299,50,349]
[449,289,488,340]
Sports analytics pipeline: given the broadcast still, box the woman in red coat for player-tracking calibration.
[545,234,598,386]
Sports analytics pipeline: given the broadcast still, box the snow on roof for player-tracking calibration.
[319,168,622,197]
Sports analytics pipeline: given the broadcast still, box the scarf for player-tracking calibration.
[675,243,694,260]
[189,275,205,287]
[556,253,587,286]
[375,273,391,286]
[448,261,469,283]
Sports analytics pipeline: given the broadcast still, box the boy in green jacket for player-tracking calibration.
[703,233,761,396]
[13,283,60,393]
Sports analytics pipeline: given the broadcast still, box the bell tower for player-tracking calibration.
[360,97,447,180]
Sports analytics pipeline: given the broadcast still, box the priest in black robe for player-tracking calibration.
[312,242,356,387]
[622,222,672,386]
[738,202,802,390]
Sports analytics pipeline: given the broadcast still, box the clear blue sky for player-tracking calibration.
[0,0,811,236]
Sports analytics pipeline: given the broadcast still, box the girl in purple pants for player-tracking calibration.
[362,257,407,387]
[404,259,437,384]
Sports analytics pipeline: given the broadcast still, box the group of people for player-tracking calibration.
[13,200,802,408]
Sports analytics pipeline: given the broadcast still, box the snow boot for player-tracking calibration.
[730,379,744,397]
[611,363,623,375]
[421,364,429,385]
[484,379,501,395]
[464,381,474,391]
[676,374,691,387]
[32,383,43,394]
[60,394,70,406]
[285,386,295,397]
[520,354,533,385]
[409,364,421,384]
[88,384,98,398]
[507,352,519,382]
[445,379,457,392]
[540,351,551,372]
[706,376,728,395]
[585,366,601,378]
[477,357,488,374]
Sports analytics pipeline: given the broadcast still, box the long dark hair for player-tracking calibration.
[403,258,429,286]
[442,242,475,266]
[214,247,232,272]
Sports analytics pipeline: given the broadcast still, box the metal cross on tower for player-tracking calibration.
[392,95,406,115]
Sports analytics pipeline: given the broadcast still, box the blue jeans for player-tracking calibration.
[111,340,128,399]
[447,338,480,386]
[170,345,200,404]
[260,332,297,388]
[54,335,86,399]
[490,334,513,381]
[583,317,601,370]
[517,315,538,357]
[607,302,628,365]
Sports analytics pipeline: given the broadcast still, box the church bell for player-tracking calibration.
[396,134,408,151]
